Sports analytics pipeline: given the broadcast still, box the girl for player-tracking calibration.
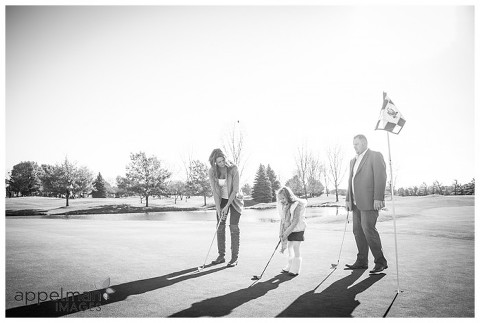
[208,148,244,267]
[277,186,307,276]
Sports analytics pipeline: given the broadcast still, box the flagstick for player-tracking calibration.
[387,132,400,293]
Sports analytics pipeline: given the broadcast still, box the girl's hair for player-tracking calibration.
[208,148,233,180]
[276,186,298,204]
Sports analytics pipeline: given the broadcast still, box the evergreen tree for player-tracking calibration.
[92,172,107,198]
[252,164,273,203]
[266,164,281,201]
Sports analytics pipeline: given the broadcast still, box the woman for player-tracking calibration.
[208,148,244,267]
[277,186,307,276]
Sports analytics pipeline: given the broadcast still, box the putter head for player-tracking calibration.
[330,264,338,269]
[251,275,260,280]
[197,266,205,272]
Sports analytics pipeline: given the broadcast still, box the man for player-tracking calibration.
[345,134,388,274]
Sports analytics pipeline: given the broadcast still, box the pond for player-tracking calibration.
[38,206,348,223]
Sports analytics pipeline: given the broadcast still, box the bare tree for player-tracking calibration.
[167,180,186,204]
[294,145,325,198]
[433,180,444,195]
[452,179,459,195]
[306,154,319,184]
[321,162,329,197]
[306,154,324,197]
[295,145,310,198]
[181,152,194,185]
[223,121,247,178]
[326,145,347,202]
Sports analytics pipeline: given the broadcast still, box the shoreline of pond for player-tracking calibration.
[5,201,345,217]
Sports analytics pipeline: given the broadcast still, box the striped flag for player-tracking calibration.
[375,92,406,134]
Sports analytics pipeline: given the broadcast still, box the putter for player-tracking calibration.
[252,240,281,280]
[198,212,226,272]
[331,210,349,269]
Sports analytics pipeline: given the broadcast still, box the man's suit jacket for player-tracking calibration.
[346,149,387,211]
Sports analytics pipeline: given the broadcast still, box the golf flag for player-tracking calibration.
[375,92,406,134]
[375,92,404,300]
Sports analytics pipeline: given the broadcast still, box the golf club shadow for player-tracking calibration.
[276,270,386,317]
[6,264,226,317]
[310,267,338,291]
[169,273,295,317]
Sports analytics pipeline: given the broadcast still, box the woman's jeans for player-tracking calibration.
[217,198,241,260]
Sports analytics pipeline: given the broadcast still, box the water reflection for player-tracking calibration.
[41,207,346,223]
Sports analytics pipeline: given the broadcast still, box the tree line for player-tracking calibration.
[5,152,213,207]
[392,179,475,197]
[6,148,475,208]
[250,144,347,203]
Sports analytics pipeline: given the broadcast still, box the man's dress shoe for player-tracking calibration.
[369,265,388,274]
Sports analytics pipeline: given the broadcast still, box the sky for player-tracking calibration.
[4,3,476,190]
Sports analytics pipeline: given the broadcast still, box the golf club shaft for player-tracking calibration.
[257,240,281,279]
[336,210,349,262]
[200,214,225,268]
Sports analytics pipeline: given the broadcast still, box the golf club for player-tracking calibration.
[197,212,226,272]
[251,240,281,280]
[330,209,349,269]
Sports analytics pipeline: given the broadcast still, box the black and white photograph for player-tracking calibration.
[3,0,477,318]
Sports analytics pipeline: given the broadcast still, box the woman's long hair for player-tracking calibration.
[208,148,234,182]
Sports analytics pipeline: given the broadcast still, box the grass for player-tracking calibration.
[5,194,475,317]
[5,196,214,216]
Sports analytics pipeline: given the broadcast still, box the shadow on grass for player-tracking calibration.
[6,264,225,317]
[276,270,385,317]
[169,273,295,317]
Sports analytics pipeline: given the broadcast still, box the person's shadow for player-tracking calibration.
[277,270,385,317]
[6,264,226,317]
[169,273,295,317]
